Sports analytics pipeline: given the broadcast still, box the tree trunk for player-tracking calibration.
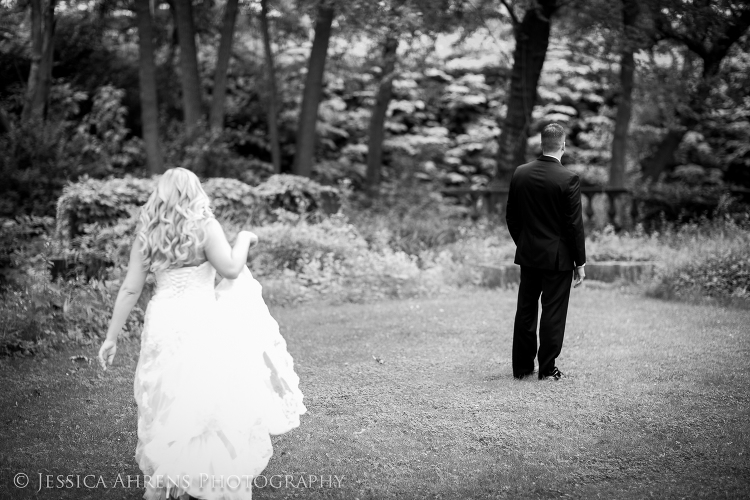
[293,4,335,177]
[209,0,239,132]
[22,0,55,123]
[609,0,640,189]
[135,0,164,174]
[0,106,11,134]
[260,0,282,173]
[365,35,399,196]
[493,0,558,185]
[31,0,56,120]
[641,129,685,181]
[21,0,42,123]
[173,0,204,137]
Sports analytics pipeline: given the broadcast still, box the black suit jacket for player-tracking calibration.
[505,156,586,271]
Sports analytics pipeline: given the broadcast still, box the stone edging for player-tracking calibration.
[474,261,658,288]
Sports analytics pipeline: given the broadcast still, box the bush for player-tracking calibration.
[53,174,343,279]
[0,120,80,217]
[647,218,750,307]
[666,247,750,300]
[0,218,146,355]
[0,216,55,288]
[163,126,273,182]
[250,215,367,274]
[585,225,664,262]
[0,84,144,217]
[55,174,342,242]
[254,174,342,219]
[230,215,429,305]
[632,166,750,229]
[0,269,146,356]
[55,175,153,243]
[346,181,472,255]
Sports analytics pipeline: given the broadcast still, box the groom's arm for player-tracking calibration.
[505,175,521,244]
[563,174,586,266]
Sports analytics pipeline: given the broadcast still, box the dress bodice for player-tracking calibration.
[152,261,216,300]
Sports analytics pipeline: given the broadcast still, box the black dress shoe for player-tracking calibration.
[539,367,564,381]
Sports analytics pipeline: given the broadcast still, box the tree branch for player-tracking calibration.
[655,14,708,59]
[499,0,520,26]
[709,5,750,60]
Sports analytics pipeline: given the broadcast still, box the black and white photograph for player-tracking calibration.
[1,0,749,498]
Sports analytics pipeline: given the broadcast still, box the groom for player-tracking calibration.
[505,123,586,381]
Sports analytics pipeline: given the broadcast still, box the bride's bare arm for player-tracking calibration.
[106,239,148,339]
[203,218,257,279]
[98,238,148,369]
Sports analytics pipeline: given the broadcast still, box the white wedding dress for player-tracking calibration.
[133,261,306,500]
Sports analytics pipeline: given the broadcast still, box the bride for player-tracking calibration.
[97,167,306,500]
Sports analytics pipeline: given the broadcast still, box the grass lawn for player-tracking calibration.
[1,285,749,499]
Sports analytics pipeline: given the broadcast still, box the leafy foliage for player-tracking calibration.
[0,84,144,217]
[0,216,55,288]
[52,174,343,279]
[667,247,750,300]
[245,215,427,305]
[632,165,750,227]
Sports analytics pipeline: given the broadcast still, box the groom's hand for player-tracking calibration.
[573,266,585,288]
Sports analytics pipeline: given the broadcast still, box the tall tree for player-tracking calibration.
[357,0,471,195]
[493,0,560,185]
[21,0,55,123]
[260,0,282,173]
[365,35,399,196]
[173,0,204,137]
[610,0,644,189]
[209,0,239,132]
[293,2,335,177]
[641,0,750,180]
[135,0,164,173]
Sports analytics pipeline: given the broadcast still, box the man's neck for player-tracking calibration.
[542,152,563,162]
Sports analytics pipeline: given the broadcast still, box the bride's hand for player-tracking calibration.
[98,338,117,371]
[241,231,259,248]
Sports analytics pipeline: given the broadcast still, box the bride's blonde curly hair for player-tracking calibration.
[137,168,213,272]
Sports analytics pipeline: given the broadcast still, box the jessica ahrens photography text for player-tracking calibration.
[15,472,344,493]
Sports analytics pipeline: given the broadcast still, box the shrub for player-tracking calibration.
[585,225,664,262]
[647,218,750,307]
[0,269,146,356]
[55,175,153,243]
[250,215,367,275]
[0,120,79,217]
[233,216,428,305]
[346,181,471,255]
[53,174,343,279]
[632,166,750,229]
[666,247,750,300]
[0,84,144,218]
[163,126,272,182]
[0,216,55,288]
[254,174,342,219]
[55,174,342,242]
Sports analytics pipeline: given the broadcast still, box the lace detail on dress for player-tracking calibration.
[153,261,215,300]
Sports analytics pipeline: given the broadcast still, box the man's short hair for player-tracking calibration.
[541,123,565,153]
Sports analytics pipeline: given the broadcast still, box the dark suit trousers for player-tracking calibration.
[512,266,573,378]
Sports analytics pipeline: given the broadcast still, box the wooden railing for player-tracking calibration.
[441,186,632,227]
